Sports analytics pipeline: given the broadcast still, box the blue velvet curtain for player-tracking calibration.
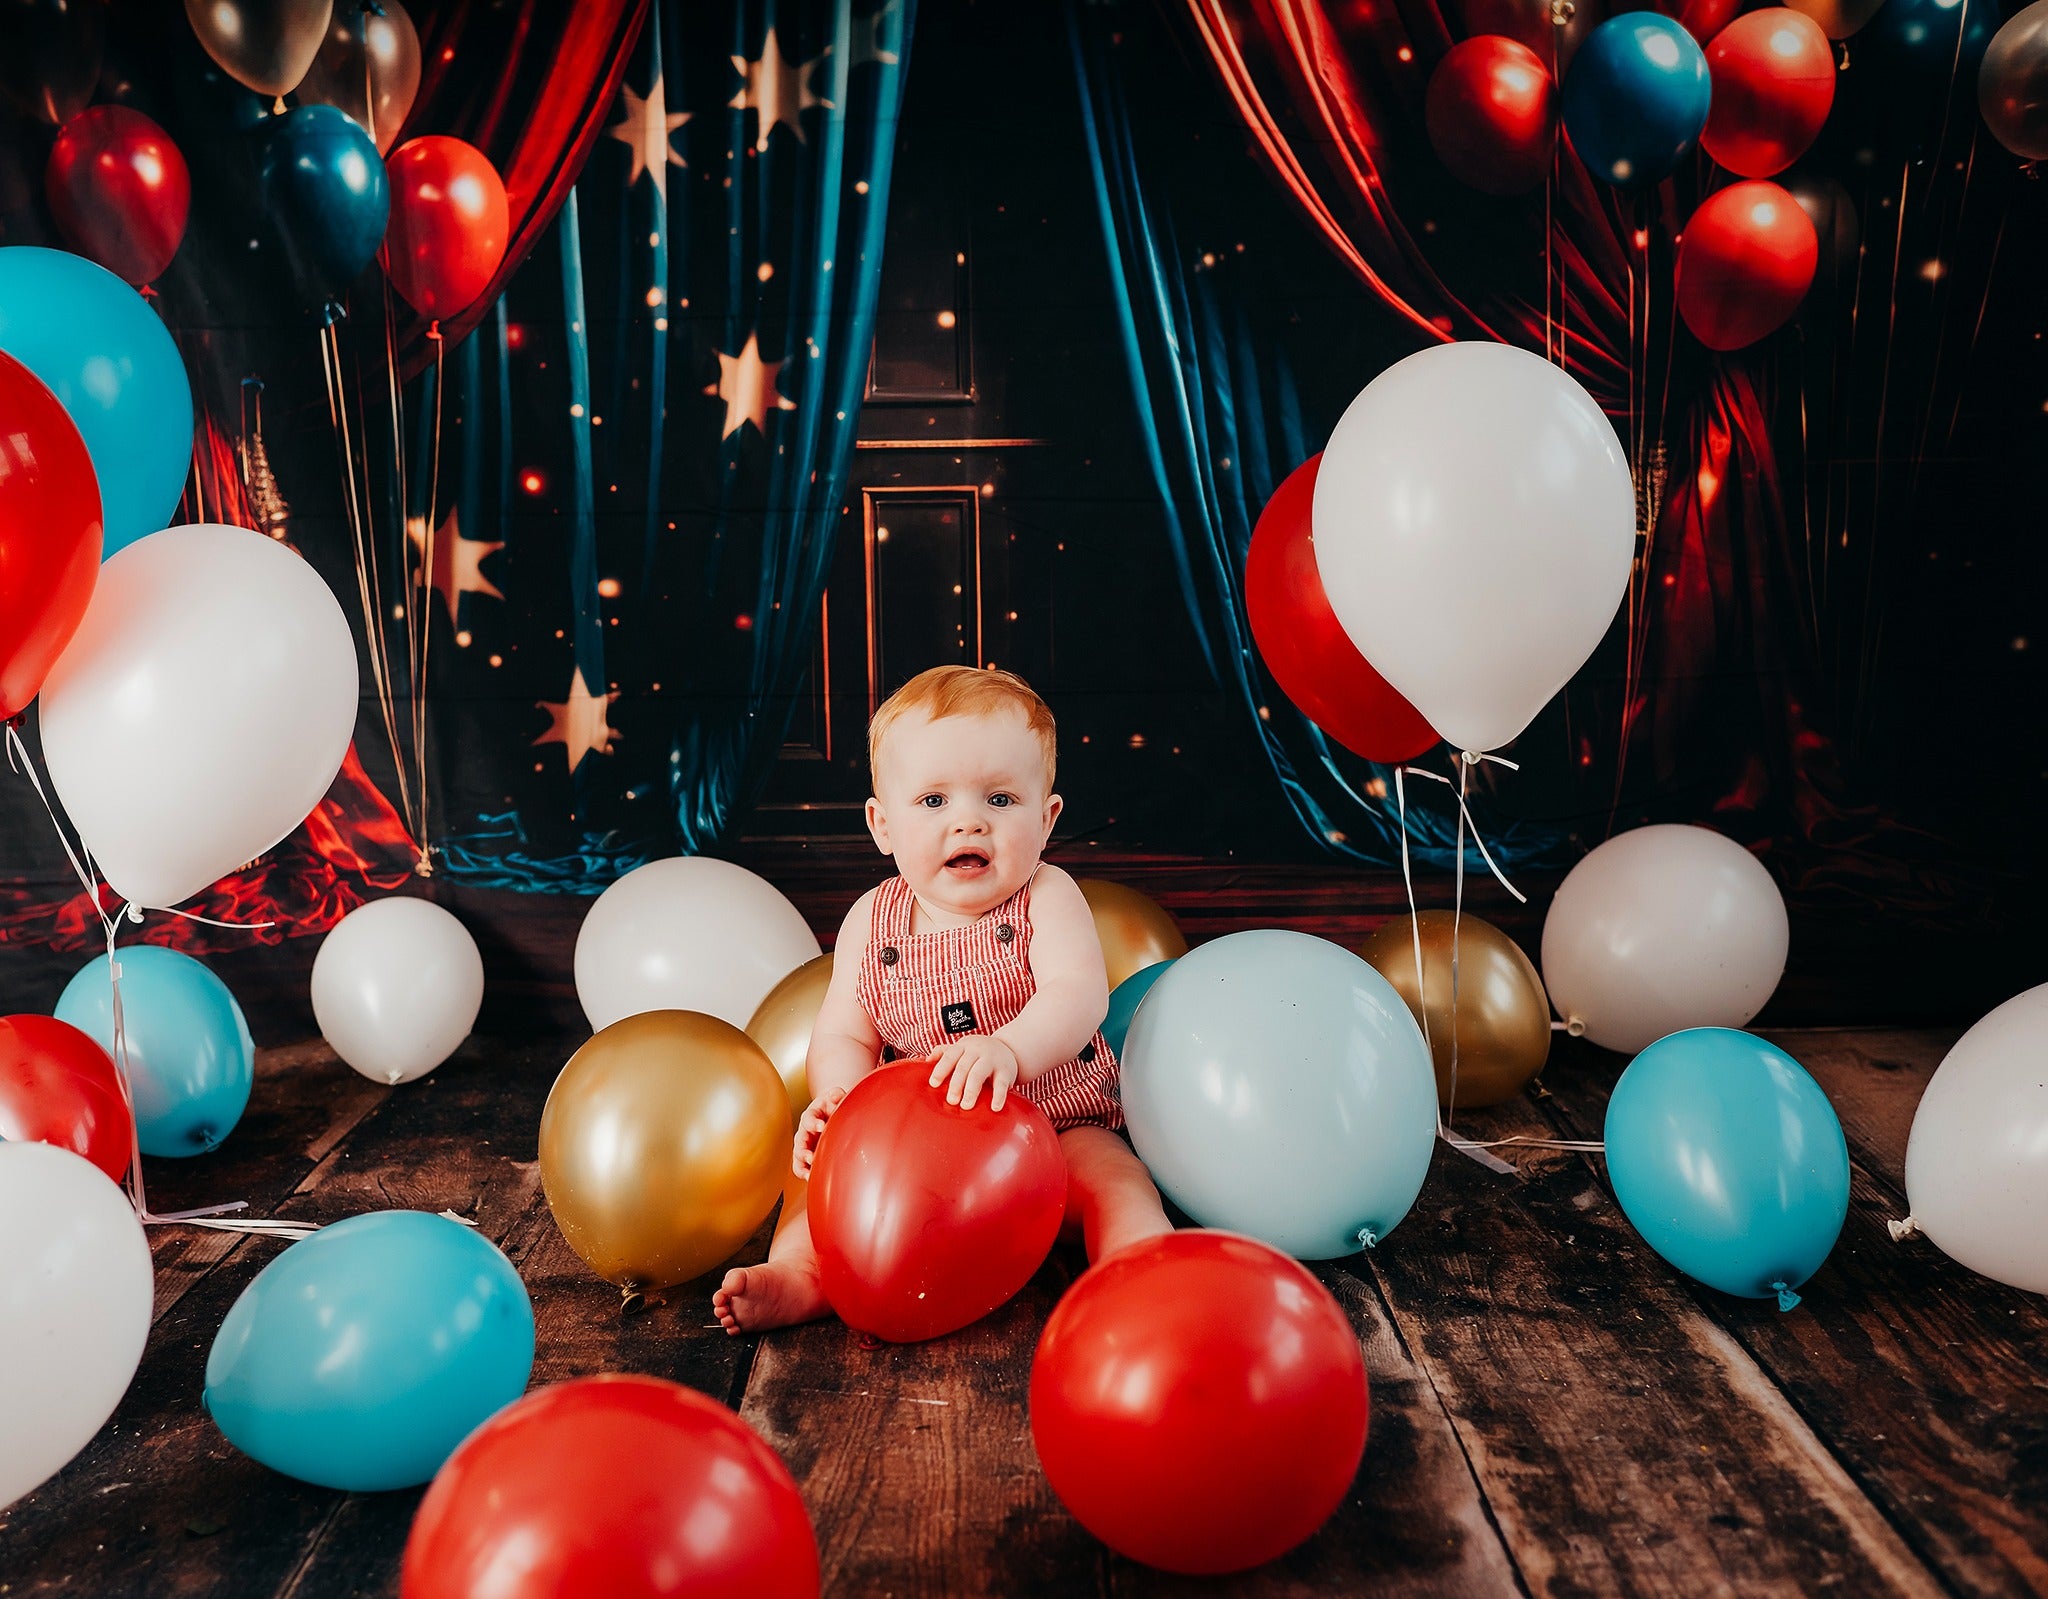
[423,0,915,888]
[1067,2,1561,871]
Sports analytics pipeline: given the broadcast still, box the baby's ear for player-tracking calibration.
[1043,792,1064,835]
[864,795,891,854]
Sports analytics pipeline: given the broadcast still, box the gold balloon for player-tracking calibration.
[744,953,833,1127]
[184,0,335,101]
[1784,0,1885,39]
[1357,912,1551,1109]
[295,0,422,153]
[1077,878,1190,990]
[539,1010,789,1293]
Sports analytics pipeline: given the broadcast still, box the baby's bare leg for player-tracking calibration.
[712,1176,830,1335]
[1060,1125,1173,1264]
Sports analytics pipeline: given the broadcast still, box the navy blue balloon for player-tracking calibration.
[1870,0,2001,70]
[1562,13,1713,187]
[1604,1028,1850,1310]
[205,1211,536,1492]
[253,105,389,318]
[1103,960,1174,1060]
[56,945,253,1157]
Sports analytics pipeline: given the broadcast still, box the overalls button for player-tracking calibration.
[995,923,1015,943]
[878,945,899,965]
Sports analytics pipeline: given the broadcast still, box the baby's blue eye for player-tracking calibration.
[989,794,1015,808]
[919,794,945,808]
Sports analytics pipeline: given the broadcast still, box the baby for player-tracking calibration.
[714,665,1172,1334]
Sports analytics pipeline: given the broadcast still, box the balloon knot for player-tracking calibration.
[1459,748,1483,766]
[1771,1280,1801,1313]
[412,852,435,879]
[322,300,348,328]
[138,283,159,301]
[619,1285,647,1316]
[1887,1215,1920,1242]
[1565,1016,1586,1037]
[125,903,145,924]
[1357,1226,1380,1250]
[427,319,444,342]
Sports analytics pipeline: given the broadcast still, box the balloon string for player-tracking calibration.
[409,324,447,877]
[1398,753,1528,904]
[321,318,417,842]
[1448,1133,1606,1153]
[379,276,429,871]
[4,726,310,1238]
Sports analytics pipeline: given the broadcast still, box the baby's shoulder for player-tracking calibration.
[1025,861,1084,916]
[837,885,882,947]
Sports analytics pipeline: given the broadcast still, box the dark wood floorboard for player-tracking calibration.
[1537,1033,2048,1598]
[2,1025,2042,1598]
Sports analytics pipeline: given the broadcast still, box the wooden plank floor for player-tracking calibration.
[3,1023,2044,1598]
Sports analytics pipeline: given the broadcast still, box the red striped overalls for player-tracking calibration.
[854,872,1124,1131]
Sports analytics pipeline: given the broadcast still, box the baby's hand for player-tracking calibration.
[926,1036,1021,1112]
[793,1086,849,1179]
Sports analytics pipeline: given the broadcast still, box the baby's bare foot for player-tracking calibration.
[712,1260,829,1335]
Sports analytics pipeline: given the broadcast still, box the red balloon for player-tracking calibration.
[383,136,509,322]
[1701,9,1836,177]
[0,1015,129,1184]
[1245,455,1439,764]
[1676,179,1819,350]
[1426,35,1557,195]
[402,1375,819,1599]
[1030,1231,1369,1575]
[45,107,191,288]
[0,350,102,719]
[1649,0,1742,42]
[809,1062,1066,1343]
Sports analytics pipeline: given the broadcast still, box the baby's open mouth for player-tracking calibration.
[945,849,990,871]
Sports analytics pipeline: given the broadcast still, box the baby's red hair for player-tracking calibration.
[868,665,1057,792]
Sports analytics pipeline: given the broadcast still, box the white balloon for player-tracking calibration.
[0,1142,155,1509]
[312,898,485,1085]
[38,525,360,910]
[574,857,821,1032]
[1312,343,1636,754]
[1904,984,2048,1294]
[1541,824,1789,1055]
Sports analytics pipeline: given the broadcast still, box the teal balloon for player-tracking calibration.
[1102,959,1173,1059]
[254,105,390,318]
[204,1211,535,1492]
[1604,1028,1850,1309]
[0,246,193,556]
[1871,0,2001,69]
[56,945,252,1157]
[1121,930,1437,1258]
[1561,13,1712,187]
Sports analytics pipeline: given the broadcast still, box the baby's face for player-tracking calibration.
[866,707,1061,920]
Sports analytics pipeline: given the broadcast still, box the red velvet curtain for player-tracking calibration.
[390,0,648,369]
[1176,0,1813,823]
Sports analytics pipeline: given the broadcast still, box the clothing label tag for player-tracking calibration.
[941,1000,977,1034]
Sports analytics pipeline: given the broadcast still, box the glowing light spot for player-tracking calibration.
[521,471,545,494]
[1919,259,1945,282]
[570,403,584,417]
[598,577,622,598]
[757,262,774,282]
[734,614,753,631]
[456,630,472,647]
[645,287,663,306]
[1397,44,1414,60]
[937,310,956,328]
[489,654,503,667]
[506,324,526,349]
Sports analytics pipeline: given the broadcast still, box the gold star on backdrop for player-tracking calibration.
[406,507,504,627]
[704,332,795,441]
[533,667,621,773]
[729,28,831,152]
[608,73,690,185]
